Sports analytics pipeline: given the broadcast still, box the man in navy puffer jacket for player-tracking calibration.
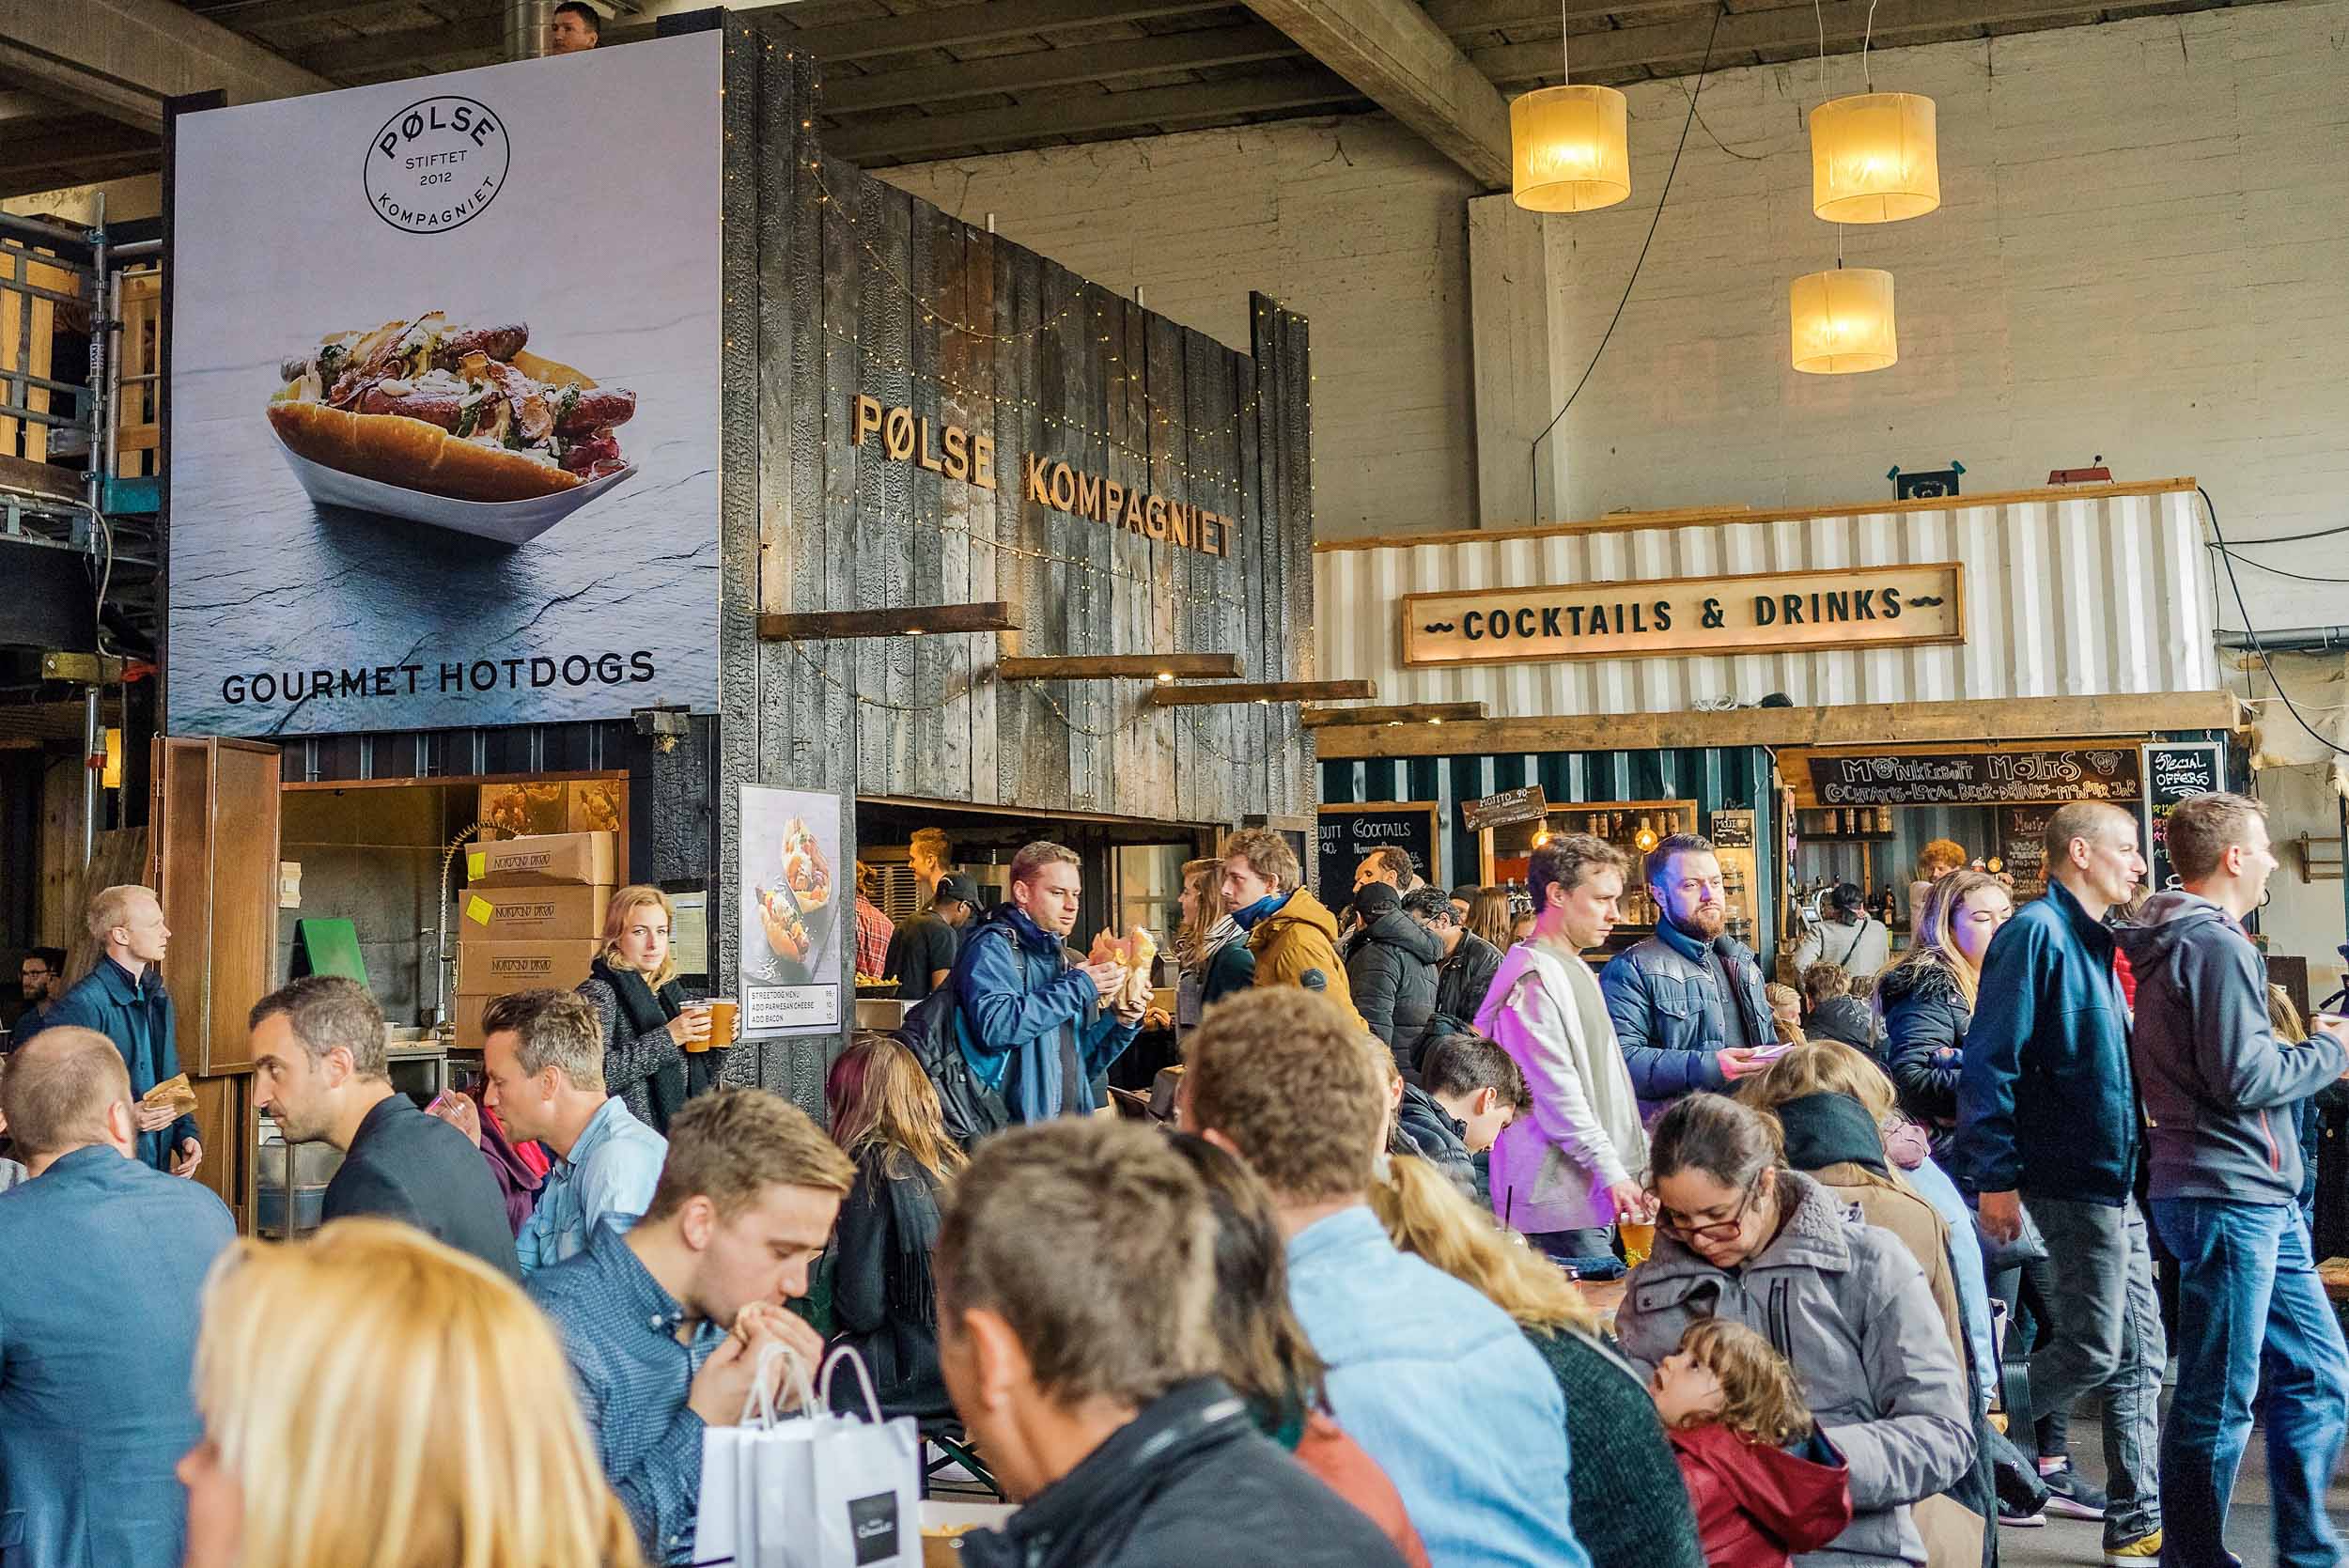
[1597,835,1774,1116]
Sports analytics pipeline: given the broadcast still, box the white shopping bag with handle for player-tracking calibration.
[694,1339,815,1567]
[716,1343,921,1568]
[800,1346,922,1568]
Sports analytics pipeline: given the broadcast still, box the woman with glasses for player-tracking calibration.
[1616,1093,1973,1568]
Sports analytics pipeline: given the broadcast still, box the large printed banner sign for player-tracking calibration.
[166,36,722,737]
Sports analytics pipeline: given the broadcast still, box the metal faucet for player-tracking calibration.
[423,819,486,1029]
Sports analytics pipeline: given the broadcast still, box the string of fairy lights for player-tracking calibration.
[807,313,1268,491]
[774,630,1271,767]
[741,33,1303,752]
[810,499,1255,614]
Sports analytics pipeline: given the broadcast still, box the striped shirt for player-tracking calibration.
[855,893,894,981]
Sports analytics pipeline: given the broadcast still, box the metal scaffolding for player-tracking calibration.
[0,194,161,651]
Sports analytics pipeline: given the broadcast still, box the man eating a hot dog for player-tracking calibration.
[950,841,1146,1125]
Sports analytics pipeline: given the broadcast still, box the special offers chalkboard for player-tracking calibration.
[1318,802,1439,899]
[2140,741,2226,893]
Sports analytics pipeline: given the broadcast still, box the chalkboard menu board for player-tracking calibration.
[1808,746,2141,807]
[1999,804,2058,901]
[1318,802,1440,899]
[2140,741,2226,893]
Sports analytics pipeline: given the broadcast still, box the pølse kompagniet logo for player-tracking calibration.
[365,96,509,234]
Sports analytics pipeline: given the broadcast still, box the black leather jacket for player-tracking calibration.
[960,1378,1410,1568]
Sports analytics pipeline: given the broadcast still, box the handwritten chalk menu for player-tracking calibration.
[2140,741,2225,893]
[1318,802,1440,899]
[1999,804,2058,901]
[1808,748,2141,808]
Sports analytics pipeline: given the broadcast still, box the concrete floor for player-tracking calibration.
[1996,1424,2349,1568]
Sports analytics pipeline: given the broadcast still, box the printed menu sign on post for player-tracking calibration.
[2140,741,2226,893]
[739,784,847,1038]
[1807,748,2141,808]
[1317,803,1440,897]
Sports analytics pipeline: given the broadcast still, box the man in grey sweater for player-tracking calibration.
[2116,791,2349,1568]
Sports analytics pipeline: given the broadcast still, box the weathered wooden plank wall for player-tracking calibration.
[720,24,1318,1041]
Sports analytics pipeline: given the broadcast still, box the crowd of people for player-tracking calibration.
[0,790,2341,1568]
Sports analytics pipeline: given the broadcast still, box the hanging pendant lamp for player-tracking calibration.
[1789,267,1897,374]
[1513,85,1631,212]
[1810,91,1939,223]
[1511,4,1629,212]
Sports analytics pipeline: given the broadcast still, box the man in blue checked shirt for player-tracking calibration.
[530,1088,855,1566]
[474,988,669,1274]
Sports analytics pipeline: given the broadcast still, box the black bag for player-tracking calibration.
[894,973,1012,1152]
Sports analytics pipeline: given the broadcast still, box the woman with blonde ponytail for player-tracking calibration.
[179,1219,640,1568]
[1371,1155,1703,1568]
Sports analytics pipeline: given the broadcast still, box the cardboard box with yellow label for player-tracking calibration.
[454,939,602,999]
[467,831,615,889]
[462,884,613,941]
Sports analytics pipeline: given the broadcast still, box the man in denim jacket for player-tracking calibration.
[954,841,1145,1125]
[1184,987,1587,1568]
[1598,835,1774,1117]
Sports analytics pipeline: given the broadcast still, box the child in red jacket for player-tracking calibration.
[1649,1318,1854,1568]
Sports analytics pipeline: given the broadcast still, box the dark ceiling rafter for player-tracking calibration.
[0,0,2300,210]
[817,20,1301,115]
[830,62,1366,163]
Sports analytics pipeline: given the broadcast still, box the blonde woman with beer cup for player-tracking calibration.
[578,886,735,1130]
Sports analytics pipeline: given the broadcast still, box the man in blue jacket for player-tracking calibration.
[1959,800,2165,1566]
[1598,834,1773,1115]
[953,841,1144,1125]
[37,883,202,1177]
[2116,792,2348,1568]
[0,1026,237,1568]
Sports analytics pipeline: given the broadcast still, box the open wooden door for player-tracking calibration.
[151,736,280,1233]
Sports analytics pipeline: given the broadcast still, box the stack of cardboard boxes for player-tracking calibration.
[453,831,616,1048]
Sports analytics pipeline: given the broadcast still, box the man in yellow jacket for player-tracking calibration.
[1218,829,1367,1032]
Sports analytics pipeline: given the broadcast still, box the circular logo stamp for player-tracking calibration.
[364,96,509,234]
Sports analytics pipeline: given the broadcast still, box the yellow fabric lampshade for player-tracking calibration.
[1811,92,1939,223]
[1511,85,1630,212]
[1789,268,1897,374]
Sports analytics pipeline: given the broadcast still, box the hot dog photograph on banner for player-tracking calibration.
[739,783,847,1039]
[164,34,721,738]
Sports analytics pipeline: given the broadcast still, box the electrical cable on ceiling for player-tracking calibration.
[2203,544,2349,586]
[1673,79,1768,161]
[1528,1,1727,520]
[2201,484,2349,759]
[2206,520,2349,547]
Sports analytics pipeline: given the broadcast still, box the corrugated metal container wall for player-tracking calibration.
[1321,746,1779,959]
[1315,488,2217,715]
